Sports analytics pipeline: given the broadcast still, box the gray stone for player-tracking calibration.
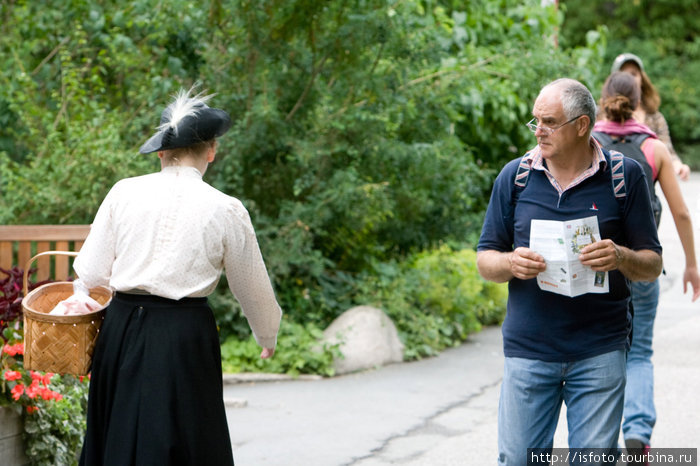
[321,305,404,375]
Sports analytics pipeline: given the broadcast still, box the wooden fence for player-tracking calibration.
[0,225,90,281]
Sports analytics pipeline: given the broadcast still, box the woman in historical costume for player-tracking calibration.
[74,88,282,465]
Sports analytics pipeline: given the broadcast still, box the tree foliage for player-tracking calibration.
[0,0,606,335]
[560,0,700,153]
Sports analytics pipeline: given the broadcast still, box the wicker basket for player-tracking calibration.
[22,251,112,376]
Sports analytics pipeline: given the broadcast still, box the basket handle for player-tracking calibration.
[23,251,79,296]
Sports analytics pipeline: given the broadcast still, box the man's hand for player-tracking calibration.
[477,248,546,282]
[260,348,275,359]
[509,247,547,280]
[578,239,621,272]
[579,239,662,281]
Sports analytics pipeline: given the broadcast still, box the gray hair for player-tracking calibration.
[541,78,597,134]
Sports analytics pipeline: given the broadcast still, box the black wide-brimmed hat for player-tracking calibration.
[139,89,232,154]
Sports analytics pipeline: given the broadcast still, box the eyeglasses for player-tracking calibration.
[526,115,583,135]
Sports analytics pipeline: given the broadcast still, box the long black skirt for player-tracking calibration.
[79,292,234,466]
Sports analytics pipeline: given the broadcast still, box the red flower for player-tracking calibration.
[3,370,22,381]
[2,343,24,356]
[26,406,39,414]
[25,380,41,399]
[28,371,53,386]
[41,373,54,386]
[11,384,24,401]
[36,385,62,401]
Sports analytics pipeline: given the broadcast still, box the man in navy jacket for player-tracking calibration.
[477,78,662,465]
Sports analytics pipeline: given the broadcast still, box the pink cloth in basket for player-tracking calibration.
[49,293,104,316]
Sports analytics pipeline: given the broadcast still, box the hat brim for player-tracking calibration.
[139,107,232,154]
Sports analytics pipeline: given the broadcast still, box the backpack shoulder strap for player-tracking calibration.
[593,130,650,149]
[514,155,531,189]
[609,148,626,200]
[628,132,651,146]
[592,131,613,147]
[507,154,532,235]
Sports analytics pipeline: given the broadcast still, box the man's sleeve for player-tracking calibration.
[477,159,519,253]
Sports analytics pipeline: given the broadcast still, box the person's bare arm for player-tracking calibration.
[477,247,546,283]
[578,240,662,282]
[653,139,700,300]
[649,111,690,180]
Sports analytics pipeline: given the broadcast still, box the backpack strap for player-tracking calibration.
[627,133,650,146]
[609,149,626,200]
[514,156,531,188]
[510,148,626,221]
[513,148,626,200]
[593,131,651,151]
[592,131,613,147]
[508,154,533,235]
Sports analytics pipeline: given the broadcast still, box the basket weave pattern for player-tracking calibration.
[23,282,111,375]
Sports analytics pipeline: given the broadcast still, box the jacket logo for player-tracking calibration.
[590,202,598,211]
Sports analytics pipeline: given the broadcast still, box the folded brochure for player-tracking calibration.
[529,215,608,297]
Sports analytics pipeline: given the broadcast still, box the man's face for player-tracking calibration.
[531,89,580,161]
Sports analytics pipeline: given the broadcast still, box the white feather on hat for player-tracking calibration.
[139,84,231,154]
[158,87,214,136]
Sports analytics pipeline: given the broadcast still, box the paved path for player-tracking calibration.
[224,174,700,465]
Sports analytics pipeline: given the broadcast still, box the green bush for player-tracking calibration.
[354,245,507,361]
[218,245,506,372]
[22,375,88,466]
[220,319,340,377]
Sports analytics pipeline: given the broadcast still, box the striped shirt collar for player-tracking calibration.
[522,138,607,194]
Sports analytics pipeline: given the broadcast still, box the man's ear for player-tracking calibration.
[580,115,593,137]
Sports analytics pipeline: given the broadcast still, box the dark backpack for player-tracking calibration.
[592,131,661,227]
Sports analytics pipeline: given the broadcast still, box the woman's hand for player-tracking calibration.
[683,266,700,302]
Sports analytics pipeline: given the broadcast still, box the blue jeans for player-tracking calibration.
[498,350,627,466]
[622,279,659,445]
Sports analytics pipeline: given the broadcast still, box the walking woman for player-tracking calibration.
[593,71,700,459]
[611,53,691,180]
[74,88,282,465]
